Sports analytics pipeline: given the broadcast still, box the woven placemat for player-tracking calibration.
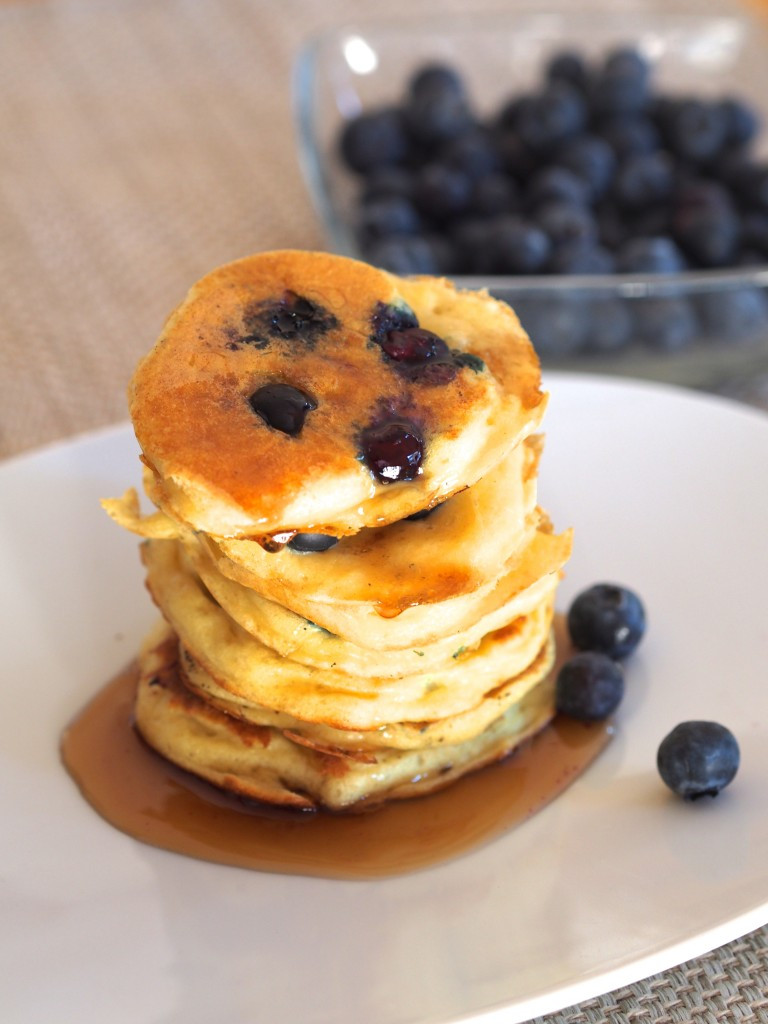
[1,1,766,1020]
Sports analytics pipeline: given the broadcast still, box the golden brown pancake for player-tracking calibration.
[129,250,546,541]
[135,620,557,811]
[141,538,556,730]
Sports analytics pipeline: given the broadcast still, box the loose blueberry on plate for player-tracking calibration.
[555,651,625,721]
[657,721,740,799]
[567,583,646,660]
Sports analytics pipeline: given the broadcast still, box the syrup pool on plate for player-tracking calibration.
[61,619,612,880]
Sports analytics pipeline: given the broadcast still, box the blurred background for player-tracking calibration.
[2,0,768,461]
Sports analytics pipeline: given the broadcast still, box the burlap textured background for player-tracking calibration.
[1,1,766,1020]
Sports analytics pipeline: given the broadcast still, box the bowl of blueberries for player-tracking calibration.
[294,9,768,392]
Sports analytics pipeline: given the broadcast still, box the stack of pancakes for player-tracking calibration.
[104,250,572,811]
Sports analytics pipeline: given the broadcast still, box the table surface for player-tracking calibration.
[1,1,767,1022]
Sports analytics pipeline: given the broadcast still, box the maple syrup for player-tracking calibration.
[61,656,610,879]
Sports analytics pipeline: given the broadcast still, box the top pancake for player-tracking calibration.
[129,250,546,540]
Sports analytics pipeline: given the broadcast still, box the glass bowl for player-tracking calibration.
[294,8,768,392]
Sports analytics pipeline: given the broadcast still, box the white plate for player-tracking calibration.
[2,374,768,1024]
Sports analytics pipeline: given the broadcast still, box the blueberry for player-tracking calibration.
[657,721,740,800]
[512,82,588,154]
[449,217,498,273]
[741,211,768,256]
[584,298,633,352]
[549,239,615,275]
[409,63,466,100]
[360,167,416,203]
[495,130,539,180]
[673,179,732,215]
[535,201,597,246]
[514,296,589,357]
[527,166,592,209]
[616,236,686,274]
[404,360,459,386]
[632,297,697,352]
[597,117,660,159]
[339,107,410,174]
[545,50,590,92]
[719,96,760,147]
[413,163,473,223]
[240,292,338,350]
[672,205,740,268]
[595,200,630,250]
[603,47,651,83]
[590,48,651,117]
[567,583,646,660]
[364,235,443,275]
[405,88,473,146]
[696,287,768,343]
[356,195,422,244]
[710,150,754,191]
[625,203,671,241]
[660,99,728,164]
[742,163,768,213]
[249,384,317,437]
[614,152,674,209]
[379,327,451,363]
[454,352,485,372]
[557,135,617,199]
[556,652,625,721]
[361,421,424,483]
[370,301,419,339]
[491,217,552,273]
[288,533,339,553]
[440,129,501,179]
[469,174,519,217]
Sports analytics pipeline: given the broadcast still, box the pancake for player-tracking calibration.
[180,540,554,678]
[135,621,557,811]
[141,538,556,729]
[199,511,571,649]
[192,434,541,612]
[128,250,546,542]
[178,627,556,751]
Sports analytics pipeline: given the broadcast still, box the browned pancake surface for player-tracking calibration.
[129,251,544,538]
